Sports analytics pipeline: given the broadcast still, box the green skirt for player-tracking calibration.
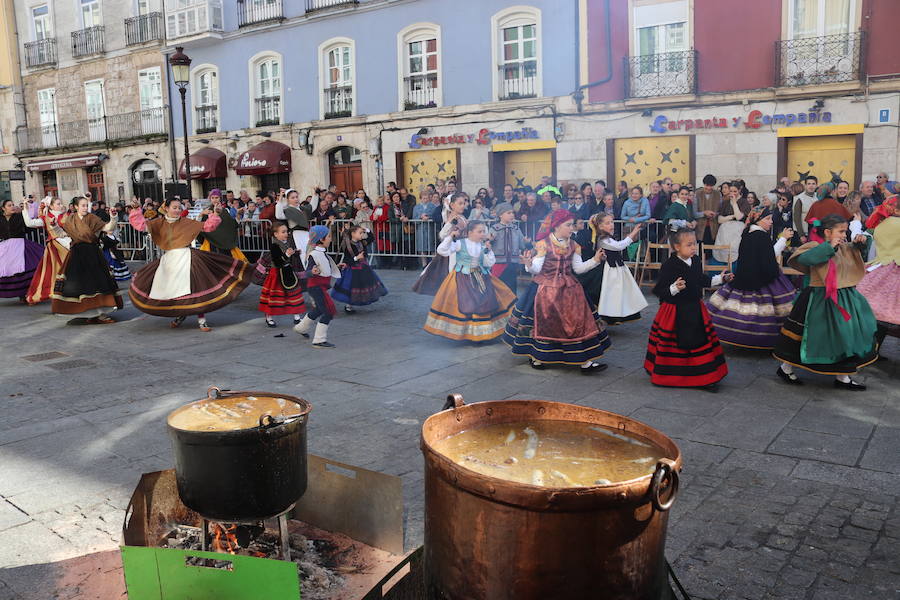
[773,287,878,375]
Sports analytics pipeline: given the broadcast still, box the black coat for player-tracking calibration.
[0,213,26,240]
[731,229,780,290]
[653,255,712,349]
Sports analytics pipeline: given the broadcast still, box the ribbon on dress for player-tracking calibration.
[824,258,851,322]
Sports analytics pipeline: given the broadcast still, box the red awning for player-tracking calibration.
[26,154,101,172]
[178,147,227,180]
[234,140,291,176]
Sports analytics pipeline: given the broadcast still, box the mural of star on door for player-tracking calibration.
[503,149,552,192]
[786,134,856,189]
[614,136,691,192]
[402,149,458,193]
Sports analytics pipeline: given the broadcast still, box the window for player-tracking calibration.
[32,4,51,40]
[138,68,164,134]
[84,80,105,142]
[790,0,854,38]
[38,88,57,147]
[398,23,441,110]
[491,7,542,101]
[319,38,355,119]
[192,65,219,133]
[137,0,151,15]
[249,52,282,126]
[80,0,102,27]
[166,0,224,39]
[627,0,694,96]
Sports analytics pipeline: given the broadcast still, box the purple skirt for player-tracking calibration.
[707,274,796,350]
[0,238,43,298]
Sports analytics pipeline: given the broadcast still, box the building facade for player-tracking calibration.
[0,0,25,203]
[11,0,170,204]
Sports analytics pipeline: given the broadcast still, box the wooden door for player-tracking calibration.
[87,167,105,204]
[329,164,362,195]
[503,149,553,191]
[613,135,691,192]
[786,135,856,188]
[400,149,458,193]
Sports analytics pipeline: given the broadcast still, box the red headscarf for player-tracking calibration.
[865,195,897,230]
[535,209,576,241]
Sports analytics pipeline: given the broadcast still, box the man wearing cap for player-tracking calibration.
[489,202,527,294]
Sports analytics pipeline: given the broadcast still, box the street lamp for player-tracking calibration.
[169,46,192,200]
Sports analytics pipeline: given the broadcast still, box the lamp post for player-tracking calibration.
[169,46,192,201]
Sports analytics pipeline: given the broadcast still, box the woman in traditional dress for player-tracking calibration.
[424,221,515,341]
[23,197,69,304]
[51,197,121,322]
[773,214,878,390]
[198,190,248,262]
[503,210,610,373]
[713,186,751,263]
[128,198,251,332]
[331,225,388,312]
[707,207,796,349]
[857,197,900,341]
[274,188,311,271]
[0,199,43,302]
[412,192,468,295]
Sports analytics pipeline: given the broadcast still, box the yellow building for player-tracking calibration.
[0,0,24,202]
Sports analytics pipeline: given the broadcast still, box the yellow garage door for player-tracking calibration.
[402,149,458,193]
[614,136,691,192]
[504,149,553,190]
[786,135,855,187]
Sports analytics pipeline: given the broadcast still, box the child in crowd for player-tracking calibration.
[645,228,732,390]
[489,203,527,295]
[331,225,388,312]
[503,210,610,374]
[100,226,132,282]
[773,214,878,390]
[592,214,647,323]
[259,222,305,327]
[424,221,516,341]
[294,225,344,348]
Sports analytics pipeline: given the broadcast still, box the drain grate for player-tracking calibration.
[21,351,70,362]
[45,359,95,370]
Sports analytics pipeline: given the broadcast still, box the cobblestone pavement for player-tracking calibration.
[0,269,897,599]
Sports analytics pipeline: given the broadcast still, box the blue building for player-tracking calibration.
[163,0,579,198]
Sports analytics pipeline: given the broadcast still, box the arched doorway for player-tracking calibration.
[131,159,163,203]
[328,146,362,195]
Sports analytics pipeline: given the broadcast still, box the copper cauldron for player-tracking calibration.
[421,395,681,600]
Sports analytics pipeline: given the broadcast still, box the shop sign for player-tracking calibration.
[649,110,833,134]
[408,127,540,149]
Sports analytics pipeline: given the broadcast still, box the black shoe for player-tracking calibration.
[580,363,608,375]
[529,360,545,370]
[834,379,866,391]
[701,382,719,393]
[313,341,335,349]
[293,315,302,325]
[776,366,803,385]
[344,306,355,313]
[265,318,277,328]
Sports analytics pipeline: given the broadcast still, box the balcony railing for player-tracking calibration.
[498,60,537,100]
[72,25,105,58]
[403,74,438,110]
[24,38,57,68]
[166,0,223,39]
[255,96,281,127]
[306,0,358,12]
[775,31,864,87]
[238,0,284,26]
[323,85,353,119]
[195,105,218,133]
[125,12,163,45]
[16,107,168,153]
[625,50,697,98]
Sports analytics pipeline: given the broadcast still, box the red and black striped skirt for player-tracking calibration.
[644,301,728,387]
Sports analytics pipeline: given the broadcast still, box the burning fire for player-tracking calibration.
[211,524,238,554]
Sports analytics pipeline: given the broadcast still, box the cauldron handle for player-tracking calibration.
[649,458,680,512]
[441,394,466,411]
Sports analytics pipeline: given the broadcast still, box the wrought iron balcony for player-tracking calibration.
[306,0,358,12]
[403,74,438,110]
[625,50,697,98]
[775,31,864,87]
[15,107,168,154]
[238,0,284,26]
[323,85,353,119]
[72,25,105,58]
[125,12,163,45]
[498,61,537,100]
[255,96,281,127]
[24,38,57,68]
[166,0,223,39]
[195,105,219,133]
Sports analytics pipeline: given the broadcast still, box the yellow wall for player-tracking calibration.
[613,135,691,192]
[0,0,19,87]
[401,149,458,193]
[503,149,553,190]
[786,135,856,188]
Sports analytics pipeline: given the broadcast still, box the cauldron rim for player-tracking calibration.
[166,390,312,434]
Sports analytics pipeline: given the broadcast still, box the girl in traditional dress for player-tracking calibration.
[856,197,900,341]
[199,190,248,262]
[707,208,796,349]
[424,221,516,341]
[713,186,751,264]
[294,225,343,348]
[592,214,647,323]
[503,210,610,374]
[128,198,251,332]
[100,228,131,282]
[331,225,388,312]
[412,192,468,295]
[259,222,306,327]
[23,197,69,304]
[51,197,122,322]
[0,199,43,302]
[644,228,732,390]
[773,214,878,390]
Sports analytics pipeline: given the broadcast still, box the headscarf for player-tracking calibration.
[865,195,897,230]
[309,224,330,245]
[209,188,222,199]
[535,209,575,242]
[747,206,772,225]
